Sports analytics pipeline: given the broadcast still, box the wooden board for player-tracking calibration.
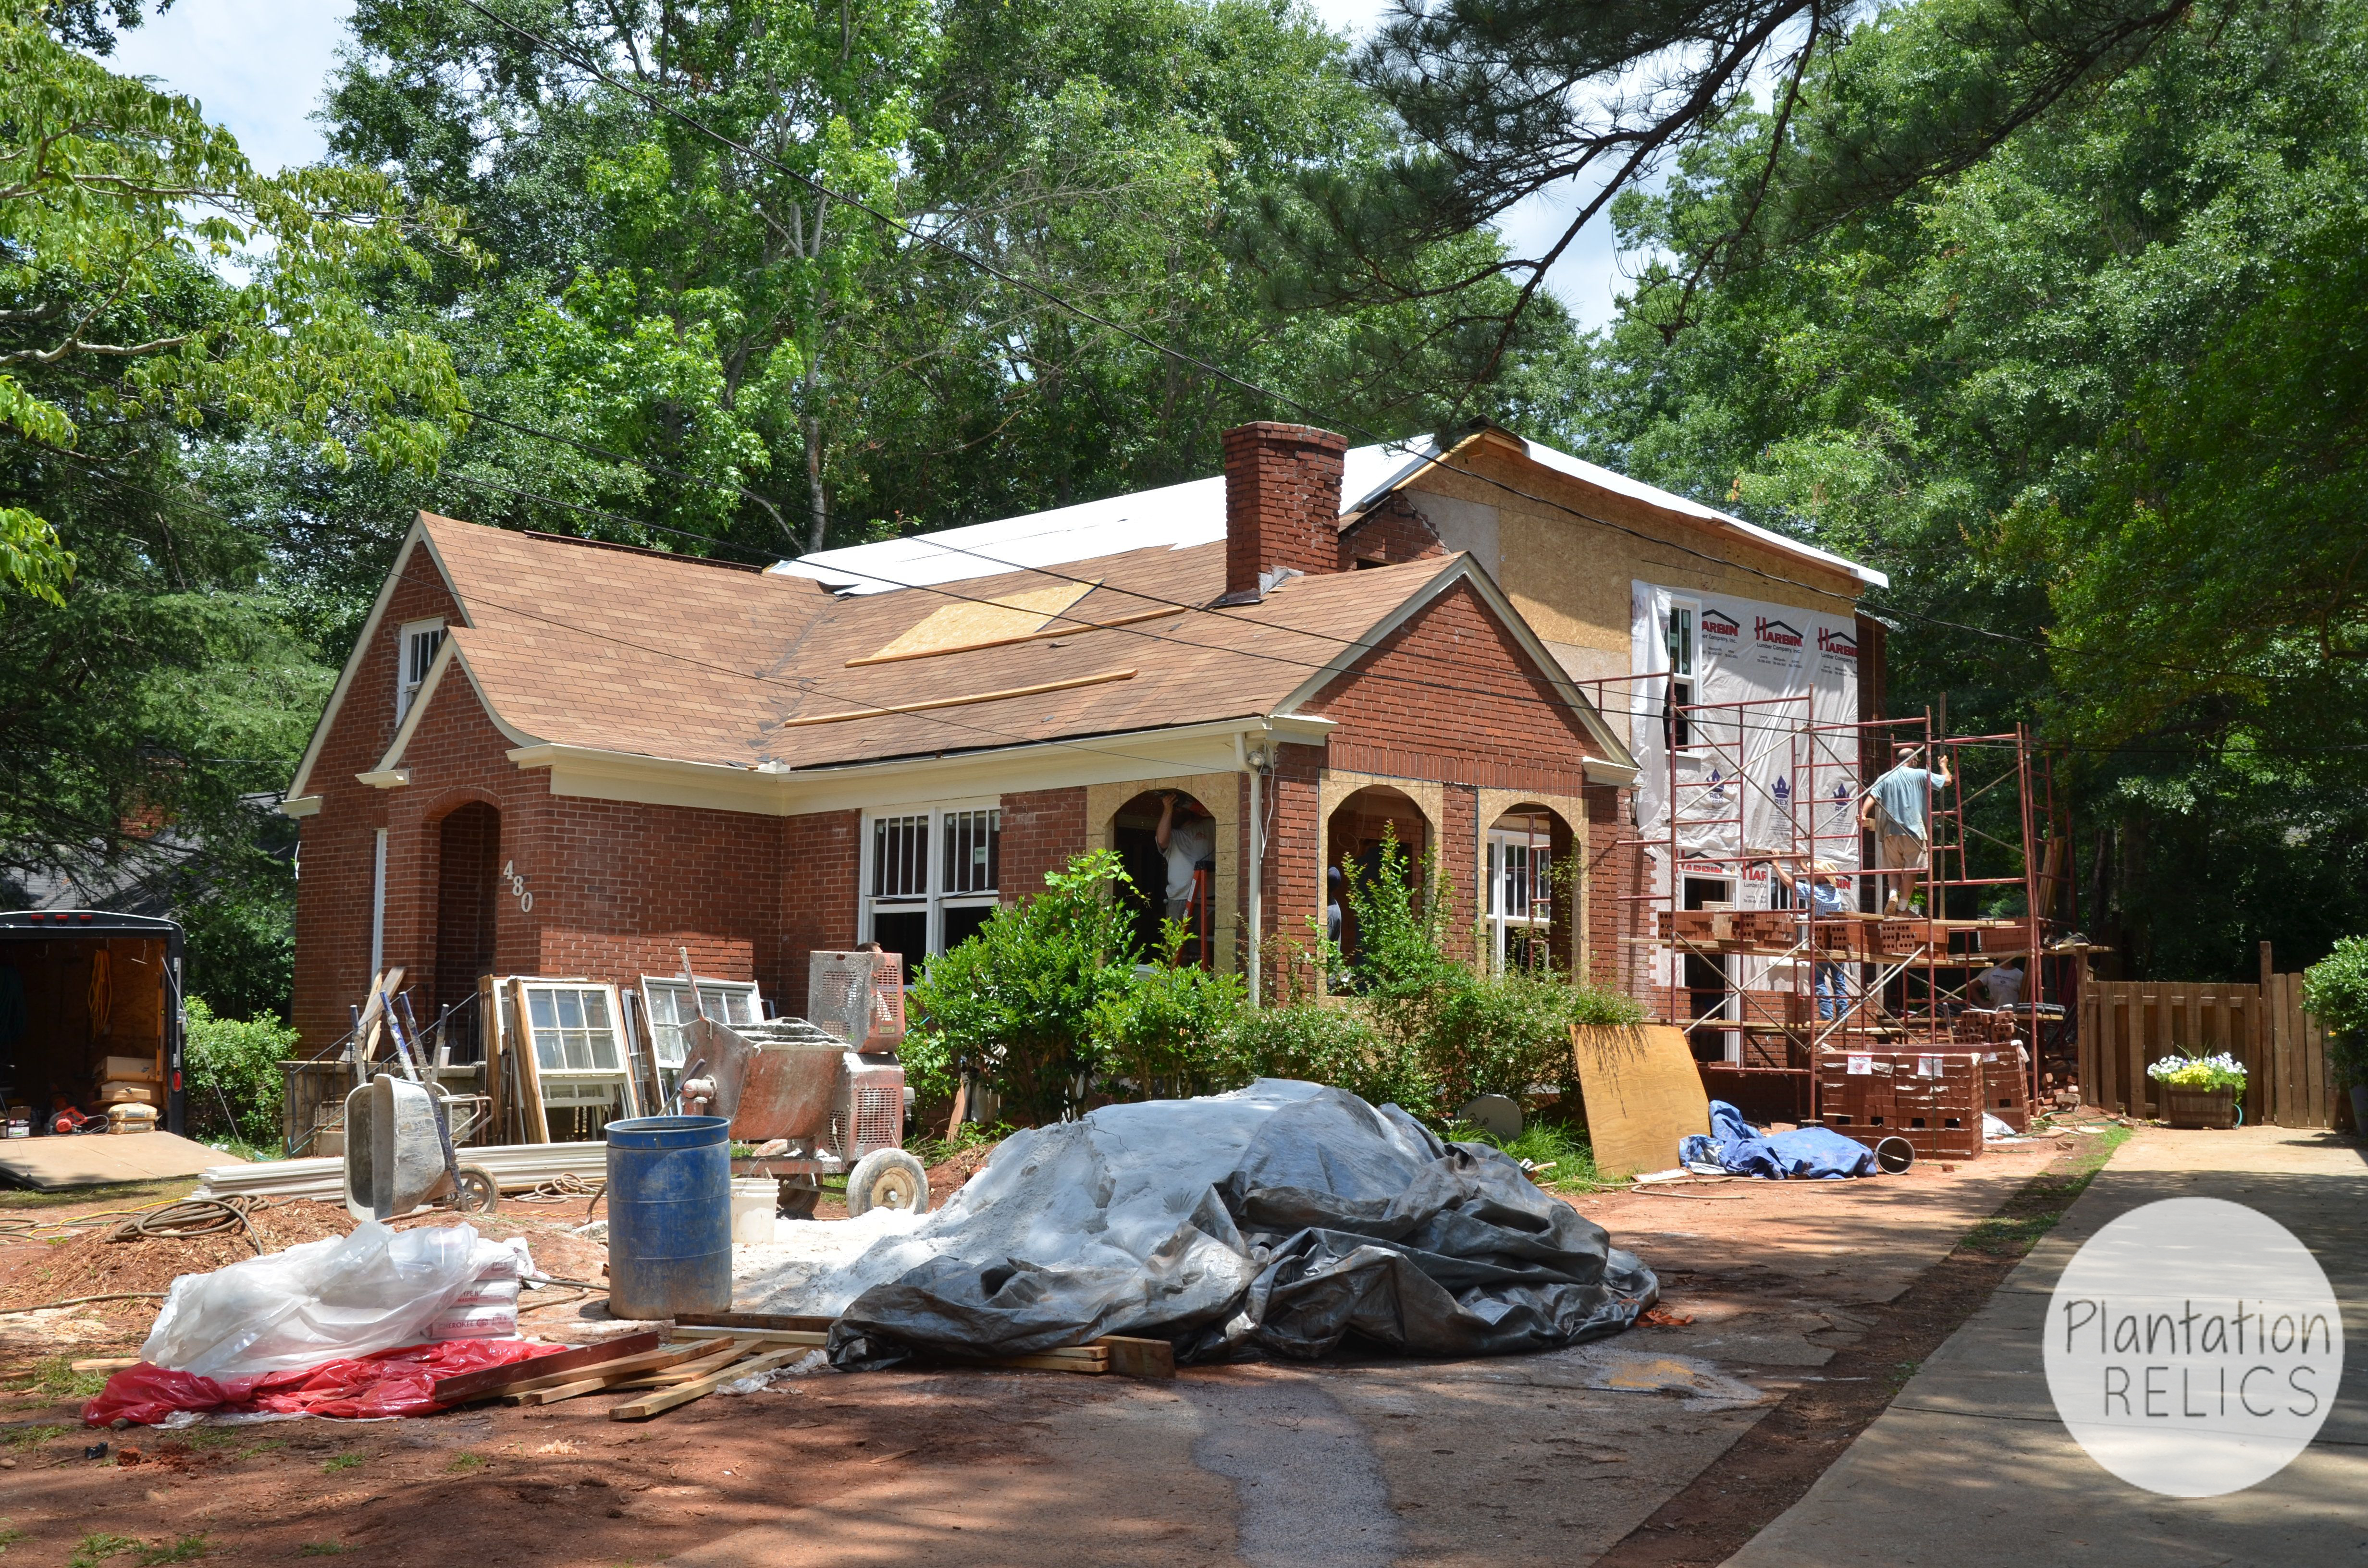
[0,1129,246,1191]
[431,1331,659,1405]
[676,1310,839,1335]
[507,978,550,1144]
[611,1345,813,1421]
[1570,1024,1712,1179]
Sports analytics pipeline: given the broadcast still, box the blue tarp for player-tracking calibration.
[1680,1100,1876,1179]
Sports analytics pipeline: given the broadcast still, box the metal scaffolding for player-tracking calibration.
[1586,674,2069,1131]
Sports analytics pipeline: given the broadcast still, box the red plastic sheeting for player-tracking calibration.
[85,1338,562,1427]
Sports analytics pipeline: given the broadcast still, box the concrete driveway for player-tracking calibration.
[1729,1125,2367,1568]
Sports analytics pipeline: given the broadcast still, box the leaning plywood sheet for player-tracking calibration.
[0,1131,244,1191]
[1571,1024,1712,1178]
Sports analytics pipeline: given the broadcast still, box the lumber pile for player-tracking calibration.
[428,1315,1177,1423]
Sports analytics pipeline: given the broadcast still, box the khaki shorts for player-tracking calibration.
[1877,831,1928,871]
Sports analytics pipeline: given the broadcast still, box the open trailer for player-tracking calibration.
[0,909,185,1139]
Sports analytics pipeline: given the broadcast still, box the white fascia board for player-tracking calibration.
[280,795,323,818]
[357,769,412,789]
[364,636,542,780]
[286,517,472,802]
[1271,554,1640,785]
[507,714,1334,819]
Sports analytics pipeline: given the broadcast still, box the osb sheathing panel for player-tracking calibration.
[1398,441,1863,660]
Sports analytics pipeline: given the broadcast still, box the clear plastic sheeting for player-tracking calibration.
[740,1081,1657,1367]
[140,1222,528,1380]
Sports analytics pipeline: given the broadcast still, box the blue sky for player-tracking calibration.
[105,0,1635,329]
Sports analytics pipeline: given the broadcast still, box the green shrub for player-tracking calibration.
[2302,937,2368,1087]
[183,997,297,1148]
[1089,924,1249,1100]
[1211,999,1432,1111]
[909,849,1141,1124]
[1335,831,1644,1118]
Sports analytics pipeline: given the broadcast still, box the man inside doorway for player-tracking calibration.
[1154,792,1216,926]
[1860,745,1952,913]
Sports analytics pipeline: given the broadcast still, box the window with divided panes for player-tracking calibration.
[863,804,1000,978]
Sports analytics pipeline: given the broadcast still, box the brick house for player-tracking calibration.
[282,421,1879,1073]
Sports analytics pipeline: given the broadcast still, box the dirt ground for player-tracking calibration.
[0,1125,2118,1568]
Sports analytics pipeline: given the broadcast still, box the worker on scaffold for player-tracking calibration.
[1860,744,1952,914]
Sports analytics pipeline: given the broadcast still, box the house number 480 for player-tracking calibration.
[501,860,533,913]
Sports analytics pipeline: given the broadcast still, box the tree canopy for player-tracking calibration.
[6,0,2365,1007]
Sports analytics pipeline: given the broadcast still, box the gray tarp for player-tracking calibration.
[754,1080,1657,1366]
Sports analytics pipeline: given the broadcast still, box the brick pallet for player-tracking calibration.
[1817,1048,1984,1159]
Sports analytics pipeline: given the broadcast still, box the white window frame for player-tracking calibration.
[1486,822,1553,973]
[859,799,1003,964]
[517,980,634,1114]
[639,977,763,1071]
[395,618,446,724]
[1663,597,1700,749]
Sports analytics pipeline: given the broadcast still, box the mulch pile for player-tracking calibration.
[0,1199,610,1321]
[0,1199,359,1315]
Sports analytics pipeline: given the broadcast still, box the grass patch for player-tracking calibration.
[297,1547,348,1559]
[0,1179,196,1212]
[15,1360,109,1400]
[0,1520,23,1556]
[444,1452,486,1473]
[1961,1125,2131,1258]
[70,1536,143,1568]
[321,1454,364,1474]
[134,1540,208,1566]
[3,1423,67,1450]
[902,1120,1014,1168]
[1448,1119,1615,1191]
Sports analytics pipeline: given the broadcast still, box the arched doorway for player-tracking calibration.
[1485,805,1570,973]
[433,802,500,1032]
[1110,789,1217,965]
[1327,785,1430,965]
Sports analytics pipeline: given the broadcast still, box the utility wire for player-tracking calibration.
[449,0,2261,691]
[64,456,2368,767]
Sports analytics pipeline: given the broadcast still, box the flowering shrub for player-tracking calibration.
[2145,1052,2246,1092]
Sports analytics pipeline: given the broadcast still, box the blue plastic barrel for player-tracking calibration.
[604,1115,732,1320]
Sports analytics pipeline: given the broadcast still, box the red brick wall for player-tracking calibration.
[1310,580,1602,798]
[291,547,466,1049]
[1441,783,1480,936]
[1260,742,1326,997]
[1584,784,1648,1004]
[1338,497,1446,569]
[781,810,860,1003]
[998,787,1089,905]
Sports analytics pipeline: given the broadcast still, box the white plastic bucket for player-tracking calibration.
[730,1176,777,1245]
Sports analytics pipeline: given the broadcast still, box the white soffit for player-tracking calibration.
[776,436,1884,596]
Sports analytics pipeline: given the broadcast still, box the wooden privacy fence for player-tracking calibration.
[2079,969,2342,1127]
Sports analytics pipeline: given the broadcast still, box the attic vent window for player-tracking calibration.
[396,619,445,723]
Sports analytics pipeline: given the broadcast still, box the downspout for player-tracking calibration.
[1240,727,1263,1008]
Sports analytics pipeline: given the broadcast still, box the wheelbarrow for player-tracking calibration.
[342,1073,500,1221]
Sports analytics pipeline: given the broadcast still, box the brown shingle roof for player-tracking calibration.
[415,514,1460,773]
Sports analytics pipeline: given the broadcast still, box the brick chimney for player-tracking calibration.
[1221,422,1349,603]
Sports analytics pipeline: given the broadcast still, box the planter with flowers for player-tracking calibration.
[2146,1052,2246,1128]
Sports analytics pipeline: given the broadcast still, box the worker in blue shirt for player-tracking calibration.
[1859,745,1952,913]
[1792,860,1854,1019]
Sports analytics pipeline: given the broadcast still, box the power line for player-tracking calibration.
[60,457,2368,768]
[446,0,2274,696]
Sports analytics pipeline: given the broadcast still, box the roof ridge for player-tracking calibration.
[518,528,767,573]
